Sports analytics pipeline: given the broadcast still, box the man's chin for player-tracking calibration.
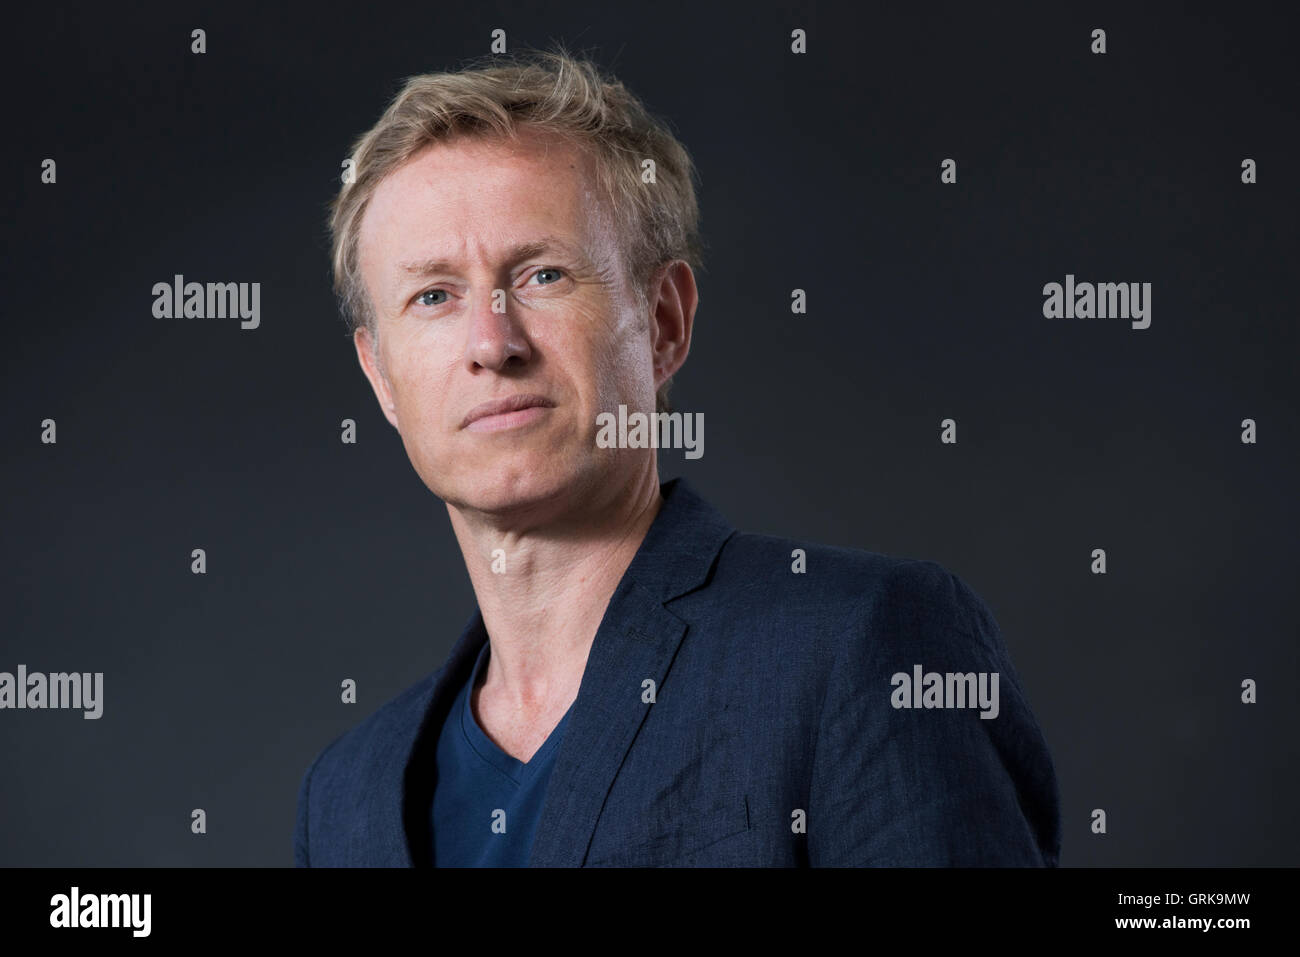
[438,467,580,519]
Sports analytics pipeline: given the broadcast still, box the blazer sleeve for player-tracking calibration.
[295,738,340,868]
[807,560,1061,866]
[294,757,315,867]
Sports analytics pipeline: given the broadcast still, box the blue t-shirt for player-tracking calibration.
[431,641,574,866]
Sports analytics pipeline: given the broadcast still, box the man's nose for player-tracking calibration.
[463,287,531,371]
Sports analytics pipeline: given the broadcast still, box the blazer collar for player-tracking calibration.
[391,476,735,867]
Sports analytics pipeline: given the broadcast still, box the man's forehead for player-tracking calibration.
[359,132,609,268]
[371,130,593,215]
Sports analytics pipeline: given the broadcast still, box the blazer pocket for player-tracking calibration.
[586,796,751,867]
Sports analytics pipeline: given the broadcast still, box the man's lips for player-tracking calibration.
[460,393,556,430]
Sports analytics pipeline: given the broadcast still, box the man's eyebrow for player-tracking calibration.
[396,236,588,277]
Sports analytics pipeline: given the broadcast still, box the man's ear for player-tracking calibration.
[647,260,697,393]
[354,326,400,430]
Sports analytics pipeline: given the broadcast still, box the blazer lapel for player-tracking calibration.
[527,580,689,866]
[393,610,488,867]
[529,477,736,867]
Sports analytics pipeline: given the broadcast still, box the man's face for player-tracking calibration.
[354,128,660,517]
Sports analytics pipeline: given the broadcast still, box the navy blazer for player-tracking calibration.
[294,477,1061,867]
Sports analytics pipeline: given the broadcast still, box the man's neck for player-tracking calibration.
[446,466,664,715]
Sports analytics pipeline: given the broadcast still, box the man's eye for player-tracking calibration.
[531,267,565,285]
[415,289,449,307]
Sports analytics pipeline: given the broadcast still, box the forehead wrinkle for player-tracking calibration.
[396,235,590,278]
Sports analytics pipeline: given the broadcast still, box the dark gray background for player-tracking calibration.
[3,0,1296,866]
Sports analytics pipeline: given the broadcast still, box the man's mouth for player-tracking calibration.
[460,393,557,431]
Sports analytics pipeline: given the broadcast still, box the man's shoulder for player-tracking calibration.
[699,530,1012,675]
[712,530,988,628]
[295,668,443,866]
[303,667,442,786]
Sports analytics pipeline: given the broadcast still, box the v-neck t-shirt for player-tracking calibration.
[430,641,574,866]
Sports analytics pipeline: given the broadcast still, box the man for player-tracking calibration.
[294,49,1061,867]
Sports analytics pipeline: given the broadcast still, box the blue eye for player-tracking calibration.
[533,268,564,285]
[416,289,449,307]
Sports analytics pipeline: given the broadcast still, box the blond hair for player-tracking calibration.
[328,46,704,413]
